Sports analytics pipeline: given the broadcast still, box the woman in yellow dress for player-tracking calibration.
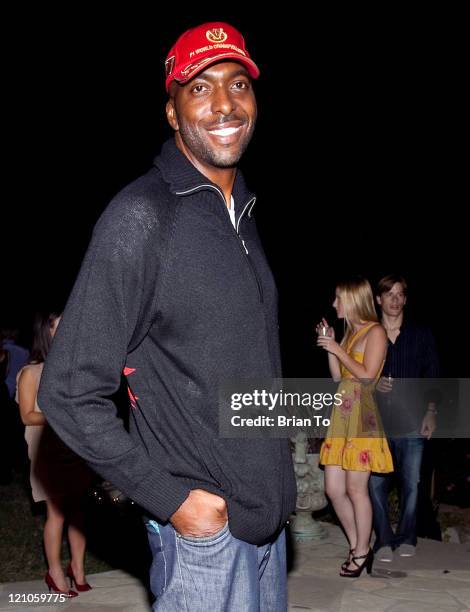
[317,277,393,577]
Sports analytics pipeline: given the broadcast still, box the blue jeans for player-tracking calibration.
[145,519,287,611]
[369,437,425,550]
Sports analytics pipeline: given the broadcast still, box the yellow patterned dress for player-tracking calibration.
[319,323,393,473]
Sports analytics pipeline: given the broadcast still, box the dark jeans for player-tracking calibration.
[369,437,425,551]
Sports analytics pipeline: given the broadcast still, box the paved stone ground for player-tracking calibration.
[1,522,469,611]
[288,522,470,611]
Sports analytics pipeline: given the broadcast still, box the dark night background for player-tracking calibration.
[2,6,467,378]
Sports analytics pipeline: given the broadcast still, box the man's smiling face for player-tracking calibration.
[166,61,257,172]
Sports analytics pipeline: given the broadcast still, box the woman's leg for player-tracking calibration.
[324,465,358,551]
[345,470,372,565]
[67,496,87,584]
[44,497,67,590]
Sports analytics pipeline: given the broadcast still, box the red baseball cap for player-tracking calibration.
[165,22,260,92]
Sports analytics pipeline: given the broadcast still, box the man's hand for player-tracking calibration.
[420,411,436,440]
[170,489,228,538]
[376,376,393,394]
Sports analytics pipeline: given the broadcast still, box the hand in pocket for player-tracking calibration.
[170,489,227,538]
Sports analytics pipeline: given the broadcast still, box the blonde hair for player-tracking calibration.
[337,277,378,346]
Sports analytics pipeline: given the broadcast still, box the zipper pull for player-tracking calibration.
[238,230,249,254]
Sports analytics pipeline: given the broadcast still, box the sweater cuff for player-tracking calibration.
[132,471,191,522]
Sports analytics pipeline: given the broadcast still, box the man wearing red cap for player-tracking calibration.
[39,21,296,611]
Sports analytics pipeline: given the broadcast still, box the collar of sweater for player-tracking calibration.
[153,139,255,213]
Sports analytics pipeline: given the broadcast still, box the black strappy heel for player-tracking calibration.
[341,548,355,571]
[340,548,374,577]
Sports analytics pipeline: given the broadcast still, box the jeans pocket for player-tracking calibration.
[145,520,167,597]
[177,521,230,546]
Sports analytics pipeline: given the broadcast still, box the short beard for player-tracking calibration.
[177,120,255,168]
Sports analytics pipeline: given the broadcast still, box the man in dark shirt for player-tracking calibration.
[369,274,439,562]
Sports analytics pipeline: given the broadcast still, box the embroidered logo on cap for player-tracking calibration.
[206,28,228,43]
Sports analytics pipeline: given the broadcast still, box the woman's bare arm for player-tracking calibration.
[17,368,46,426]
[318,325,387,381]
[334,326,387,380]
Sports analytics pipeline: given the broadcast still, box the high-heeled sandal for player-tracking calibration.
[340,548,374,577]
[341,548,355,571]
[45,572,78,597]
[66,564,92,592]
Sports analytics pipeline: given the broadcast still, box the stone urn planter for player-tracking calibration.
[290,432,328,540]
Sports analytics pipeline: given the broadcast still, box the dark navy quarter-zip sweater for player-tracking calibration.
[38,139,297,545]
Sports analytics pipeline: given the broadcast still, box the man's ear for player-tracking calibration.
[376,295,382,306]
[166,99,179,131]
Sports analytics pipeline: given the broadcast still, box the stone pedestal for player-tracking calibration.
[291,432,328,541]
